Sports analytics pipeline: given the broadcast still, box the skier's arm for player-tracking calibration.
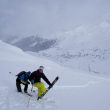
[29,72,34,81]
[42,73,52,86]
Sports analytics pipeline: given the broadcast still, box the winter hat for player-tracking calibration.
[39,66,44,70]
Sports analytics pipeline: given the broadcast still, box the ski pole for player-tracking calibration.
[27,95,31,108]
[31,85,33,92]
[9,72,16,77]
[27,85,33,107]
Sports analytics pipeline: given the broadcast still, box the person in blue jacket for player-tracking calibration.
[16,71,31,93]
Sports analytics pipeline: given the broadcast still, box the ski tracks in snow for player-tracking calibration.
[0,86,57,110]
[56,81,98,89]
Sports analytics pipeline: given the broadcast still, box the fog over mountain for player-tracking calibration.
[0,0,110,37]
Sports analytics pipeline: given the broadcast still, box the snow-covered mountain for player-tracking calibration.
[1,22,110,77]
[0,35,57,52]
[0,40,110,110]
[27,23,110,77]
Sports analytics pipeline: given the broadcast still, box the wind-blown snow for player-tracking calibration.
[0,41,110,110]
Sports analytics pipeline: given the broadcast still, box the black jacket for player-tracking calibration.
[29,69,51,86]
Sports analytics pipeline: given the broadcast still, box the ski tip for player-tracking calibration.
[56,76,59,80]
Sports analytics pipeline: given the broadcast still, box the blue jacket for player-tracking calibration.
[17,71,30,81]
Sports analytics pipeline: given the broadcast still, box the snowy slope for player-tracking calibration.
[0,41,110,110]
[31,23,110,77]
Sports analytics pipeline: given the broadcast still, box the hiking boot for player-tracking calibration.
[24,91,28,93]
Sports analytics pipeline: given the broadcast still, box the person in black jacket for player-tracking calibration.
[29,66,52,98]
[16,71,31,93]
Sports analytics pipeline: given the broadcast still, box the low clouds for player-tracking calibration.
[0,0,110,37]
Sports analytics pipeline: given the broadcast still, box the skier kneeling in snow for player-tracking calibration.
[29,66,52,99]
[16,71,31,93]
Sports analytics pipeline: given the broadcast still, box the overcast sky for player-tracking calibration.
[0,0,110,38]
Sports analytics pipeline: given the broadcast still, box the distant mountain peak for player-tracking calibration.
[0,35,58,52]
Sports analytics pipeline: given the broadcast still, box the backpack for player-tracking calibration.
[17,71,26,77]
[17,71,29,81]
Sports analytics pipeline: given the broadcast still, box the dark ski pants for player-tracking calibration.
[16,78,28,92]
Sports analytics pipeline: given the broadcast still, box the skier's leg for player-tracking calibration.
[24,84,28,93]
[16,78,22,92]
[38,82,46,97]
[34,82,46,97]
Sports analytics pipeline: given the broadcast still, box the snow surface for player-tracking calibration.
[0,41,110,110]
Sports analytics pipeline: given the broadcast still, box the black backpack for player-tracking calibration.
[16,71,26,77]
